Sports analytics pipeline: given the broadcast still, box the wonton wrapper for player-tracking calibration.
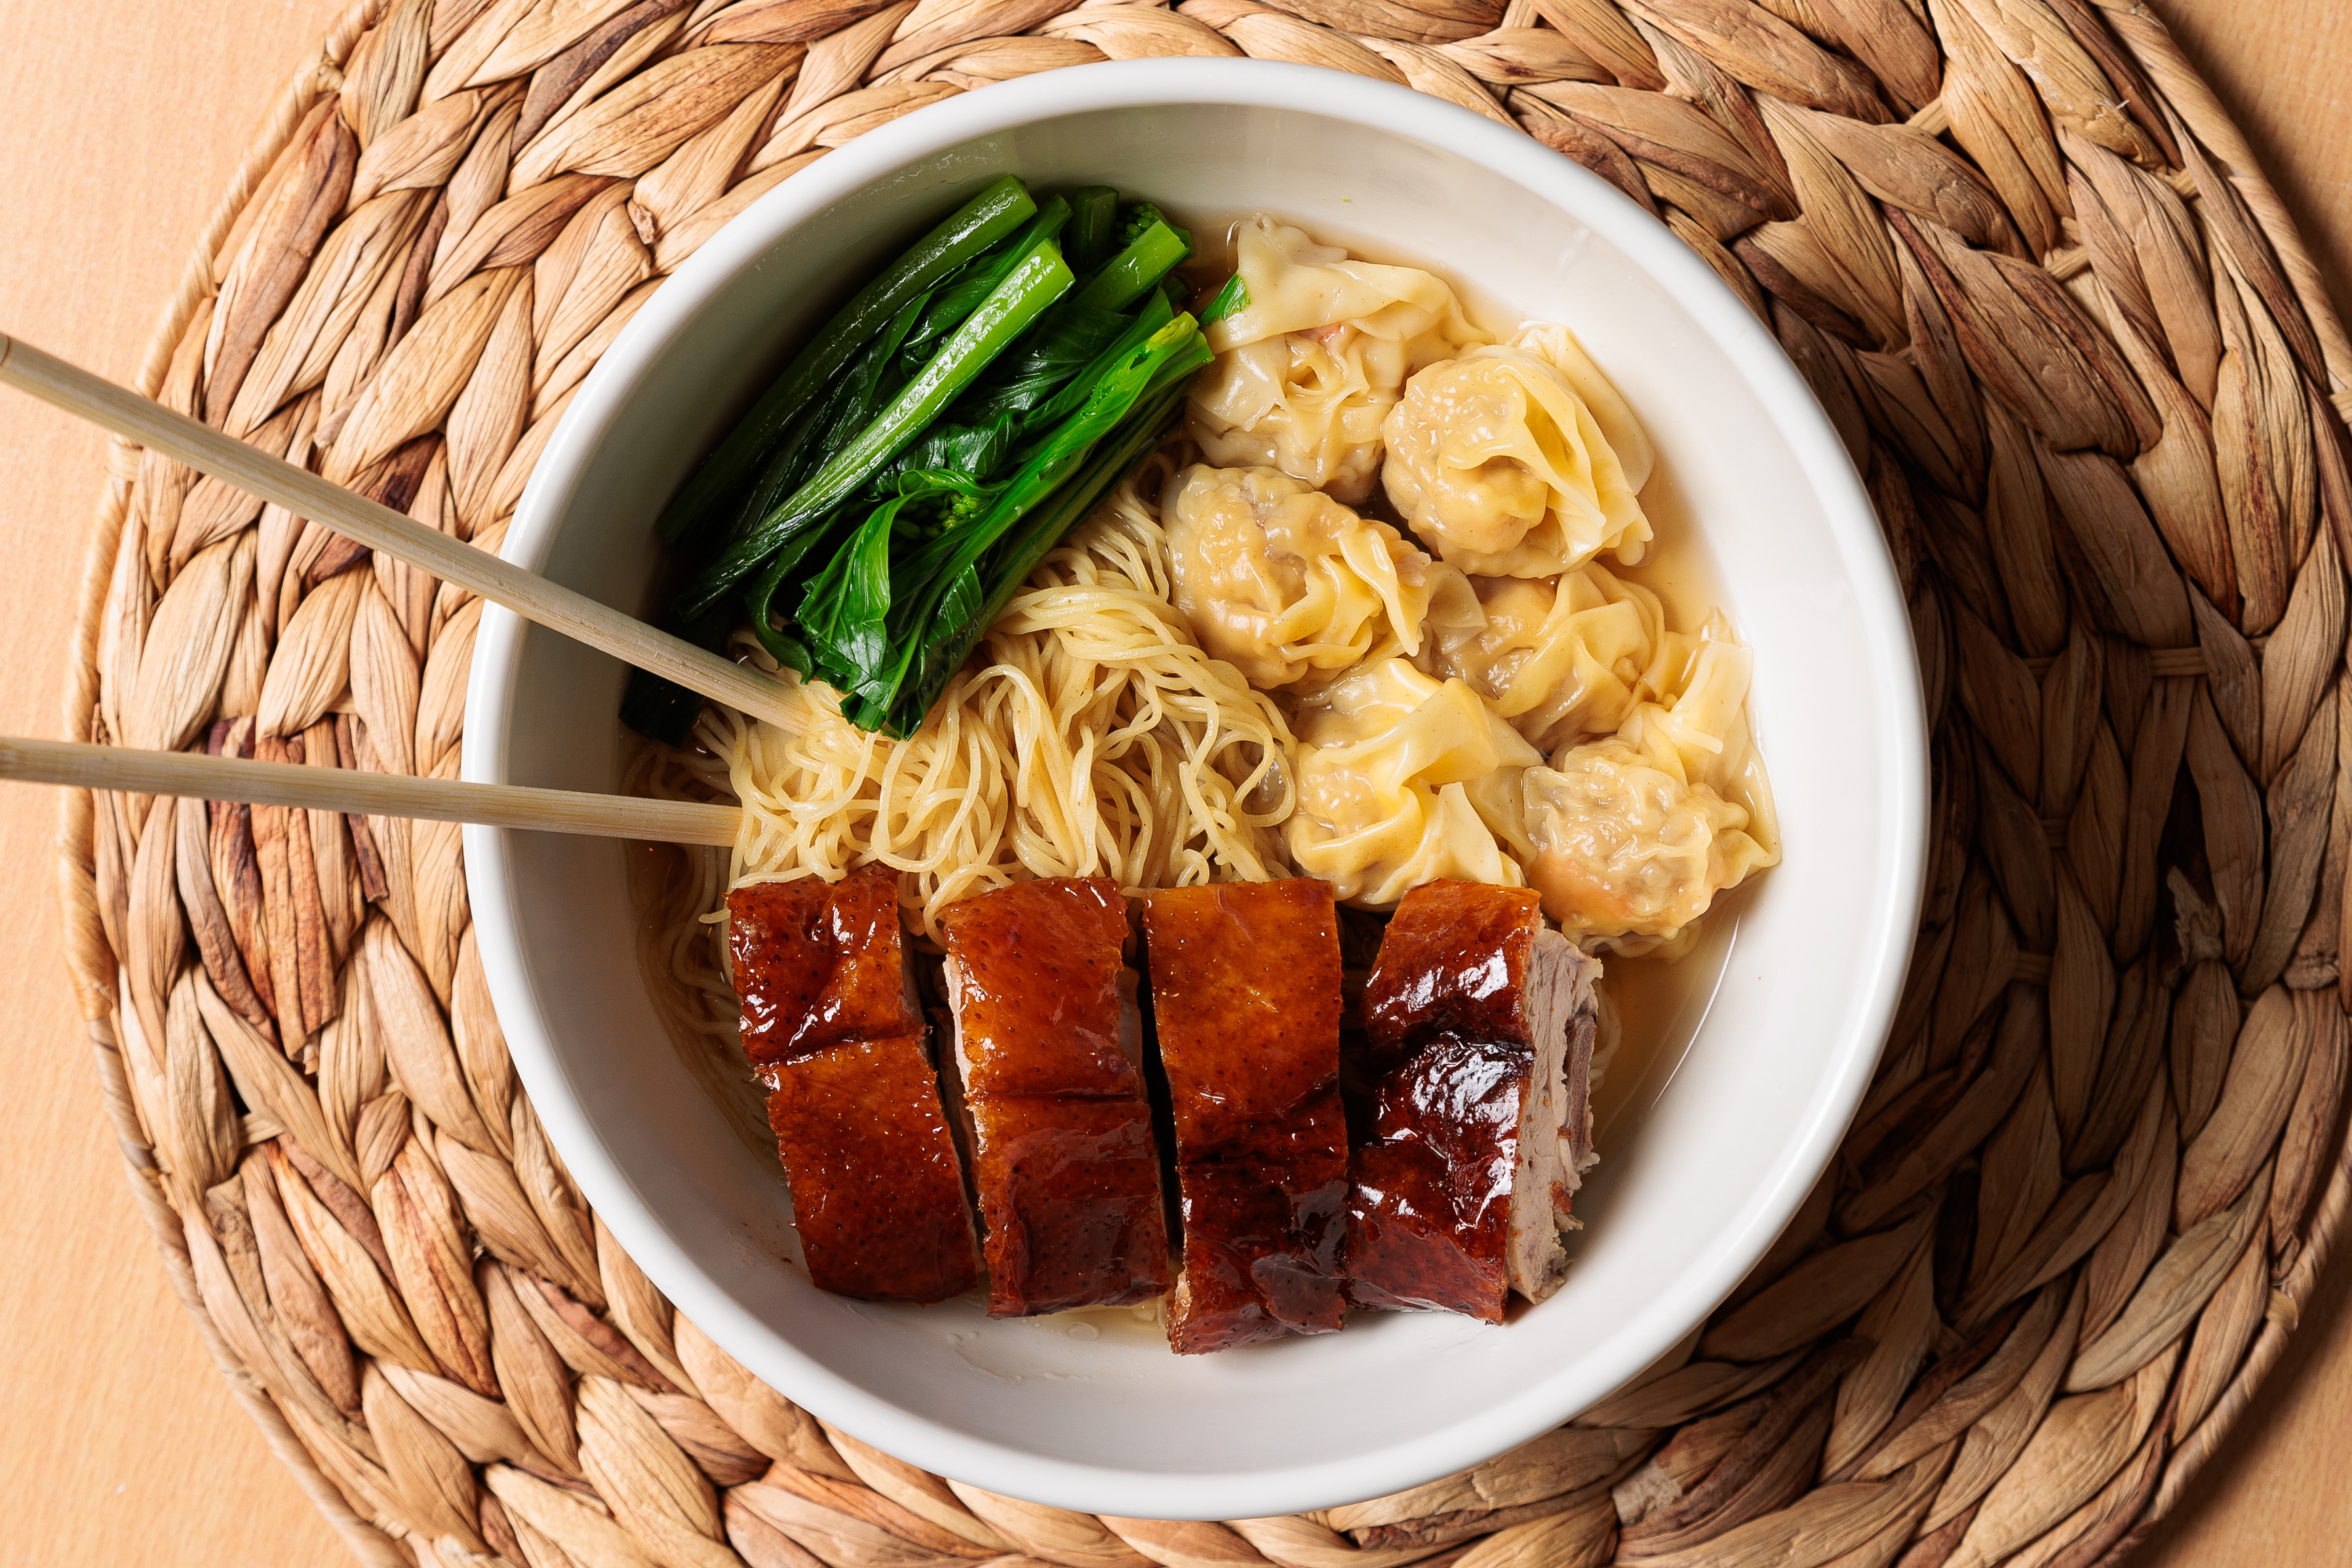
[1164,465,1436,690]
[1381,324,1653,578]
[1514,323,1655,494]
[1286,657,1542,905]
[1187,216,1484,502]
[1521,629,1780,952]
[1416,560,1687,751]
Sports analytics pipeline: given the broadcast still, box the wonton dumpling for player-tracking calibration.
[1381,324,1653,578]
[1164,465,1436,690]
[1520,741,1750,951]
[1513,323,1655,494]
[1521,626,1778,951]
[1286,657,1542,905]
[1416,562,1683,751]
[1188,217,1485,502]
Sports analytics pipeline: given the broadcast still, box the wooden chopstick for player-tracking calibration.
[0,735,741,846]
[0,330,805,736]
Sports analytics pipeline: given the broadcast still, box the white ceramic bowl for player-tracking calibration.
[465,58,1925,1521]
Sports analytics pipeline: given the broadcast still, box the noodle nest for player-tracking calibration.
[643,447,1295,941]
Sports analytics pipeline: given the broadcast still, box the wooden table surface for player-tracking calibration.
[3,2,2348,1563]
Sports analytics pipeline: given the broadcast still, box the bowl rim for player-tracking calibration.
[465,55,1928,1519]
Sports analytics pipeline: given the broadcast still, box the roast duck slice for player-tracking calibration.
[1141,878,1350,1354]
[728,865,979,1304]
[939,876,1171,1316]
[1346,880,1601,1322]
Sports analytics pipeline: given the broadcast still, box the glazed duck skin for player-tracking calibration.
[763,1036,978,1302]
[1345,1035,1529,1321]
[964,1096,1169,1312]
[726,866,977,1304]
[939,878,1170,1316]
[1348,881,1600,1319]
[1363,880,1564,1071]
[729,865,922,1068]
[1143,880,1350,1354]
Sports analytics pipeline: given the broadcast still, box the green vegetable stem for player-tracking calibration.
[1072,218,1192,312]
[1065,185,1121,273]
[675,234,1076,621]
[652,174,1035,552]
[1200,273,1248,324]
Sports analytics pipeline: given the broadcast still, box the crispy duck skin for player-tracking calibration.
[940,878,1170,1316]
[1143,880,1349,1354]
[763,1037,978,1302]
[726,866,977,1304]
[730,866,921,1068]
[1347,881,1599,1320]
[1345,1036,1529,1322]
[1362,881,1549,1070]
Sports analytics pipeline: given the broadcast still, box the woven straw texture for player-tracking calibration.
[52,1,2352,1565]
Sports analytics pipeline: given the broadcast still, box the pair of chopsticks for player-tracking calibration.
[0,330,755,846]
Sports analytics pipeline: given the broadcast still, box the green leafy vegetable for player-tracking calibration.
[798,469,991,705]
[955,299,1135,423]
[896,380,1194,732]
[675,233,1076,621]
[795,496,897,694]
[844,312,1213,733]
[888,412,1017,479]
[652,174,1034,551]
[627,182,1217,747]
[1120,202,1171,245]
[741,519,837,676]
[734,288,931,537]
[1021,288,1173,433]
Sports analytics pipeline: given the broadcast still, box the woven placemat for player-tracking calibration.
[53,1,2352,1565]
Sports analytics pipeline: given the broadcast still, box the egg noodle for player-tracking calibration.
[629,444,1294,952]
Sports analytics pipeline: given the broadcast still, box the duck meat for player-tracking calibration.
[939,877,1170,1316]
[1346,880,1600,1321]
[728,866,977,1304]
[1141,879,1349,1354]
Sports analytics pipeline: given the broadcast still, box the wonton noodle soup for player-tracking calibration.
[629,206,1780,1284]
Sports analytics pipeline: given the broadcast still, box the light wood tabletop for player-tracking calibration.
[1,3,2347,1563]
